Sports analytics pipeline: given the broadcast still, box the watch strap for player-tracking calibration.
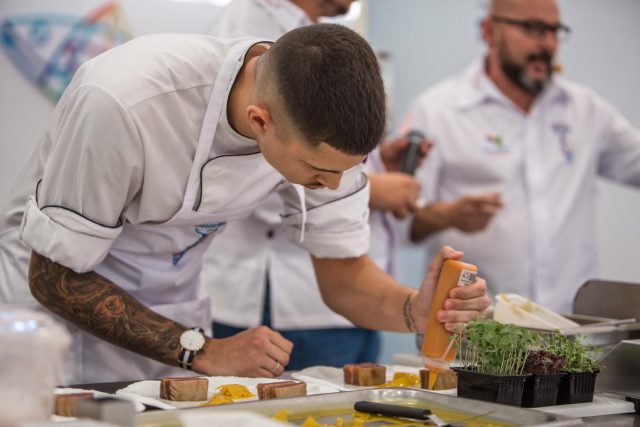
[178,348,196,370]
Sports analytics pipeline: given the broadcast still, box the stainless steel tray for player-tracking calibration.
[136,388,582,426]
[596,339,640,401]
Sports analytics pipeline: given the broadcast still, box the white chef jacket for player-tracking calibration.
[0,34,371,383]
[404,59,640,314]
[204,0,396,330]
[204,151,394,329]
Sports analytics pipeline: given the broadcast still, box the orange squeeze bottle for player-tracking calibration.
[422,259,477,389]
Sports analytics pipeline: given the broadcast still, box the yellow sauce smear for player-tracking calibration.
[216,384,255,399]
[379,372,420,388]
[200,394,233,406]
[199,384,255,406]
[273,409,290,423]
[276,408,514,427]
[427,369,441,390]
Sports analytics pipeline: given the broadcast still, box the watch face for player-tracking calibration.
[180,329,205,351]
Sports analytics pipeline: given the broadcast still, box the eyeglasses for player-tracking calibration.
[491,15,571,42]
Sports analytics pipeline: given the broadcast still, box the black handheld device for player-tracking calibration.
[400,130,425,175]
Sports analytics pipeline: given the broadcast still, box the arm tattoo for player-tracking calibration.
[28,251,185,367]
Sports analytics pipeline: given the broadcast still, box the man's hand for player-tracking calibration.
[379,134,431,172]
[411,192,503,241]
[193,326,293,378]
[369,172,421,219]
[448,193,503,232]
[412,246,490,333]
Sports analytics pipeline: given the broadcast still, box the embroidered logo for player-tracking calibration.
[172,222,226,266]
[551,122,572,164]
[483,132,509,154]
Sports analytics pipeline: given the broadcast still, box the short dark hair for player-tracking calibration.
[259,24,386,155]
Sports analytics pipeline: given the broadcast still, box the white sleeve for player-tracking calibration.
[595,95,640,185]
[278,164,370,258]
[19,84,143,273]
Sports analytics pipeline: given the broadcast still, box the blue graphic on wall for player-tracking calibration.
[172,223,227,266]
[1,2,132,102]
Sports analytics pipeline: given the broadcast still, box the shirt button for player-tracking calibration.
[266,229,274,239]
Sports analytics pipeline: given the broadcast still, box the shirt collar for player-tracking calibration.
[456,57,570,111]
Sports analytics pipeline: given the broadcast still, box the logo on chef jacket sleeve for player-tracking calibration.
[172,222,226,266]
[551,122,573,164]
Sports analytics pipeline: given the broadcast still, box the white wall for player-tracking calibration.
[365,0,640,363]
[0,0,225,212]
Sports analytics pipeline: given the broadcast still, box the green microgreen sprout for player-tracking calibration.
[538,331,601,373]
[454,318,536,376]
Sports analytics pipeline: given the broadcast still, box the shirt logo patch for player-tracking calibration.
[552,122,573,164]
[172,222,226,266]
[483,132,510,154]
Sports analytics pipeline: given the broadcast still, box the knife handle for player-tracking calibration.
[354,401,432,420]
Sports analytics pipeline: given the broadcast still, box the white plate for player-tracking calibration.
[115,375,340,409]
[291,365,456,395]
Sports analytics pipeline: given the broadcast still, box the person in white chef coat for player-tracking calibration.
[0,24,489,384]
[206,0,426,369]
[405,0,640,314]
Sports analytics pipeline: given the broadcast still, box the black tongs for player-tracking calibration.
[354,401,451,426]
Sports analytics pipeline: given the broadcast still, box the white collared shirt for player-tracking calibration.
[210,0,312,39]
[404,59,640,313]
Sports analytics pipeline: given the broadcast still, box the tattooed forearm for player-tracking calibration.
[28,251,186,367]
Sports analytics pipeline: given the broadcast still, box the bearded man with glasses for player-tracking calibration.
[403,0,640,314]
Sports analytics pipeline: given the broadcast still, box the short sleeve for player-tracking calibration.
[278,164,370,258]
[19,84,143,273]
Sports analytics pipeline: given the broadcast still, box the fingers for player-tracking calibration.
[416,246,465,313]
[402,176,421,212]
[454,195,501,232]
[264,342,292,377]
[468,193,504,208]
[256,326,293,377]
[437,279,491,331]
[257,359,284,378]
[379,136,408,167]
[265,326,294,355]
[423,245,464,289]
[416,140,433,168]
[448,279,487,299]
[243,326,293,377]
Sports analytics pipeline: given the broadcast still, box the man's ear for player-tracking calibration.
[247,105,272,137]
[480,17,494,45]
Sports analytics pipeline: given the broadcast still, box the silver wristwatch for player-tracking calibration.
[178,327,205,370]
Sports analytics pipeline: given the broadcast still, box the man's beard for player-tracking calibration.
[324,0,350,16]
[500,50,553,95]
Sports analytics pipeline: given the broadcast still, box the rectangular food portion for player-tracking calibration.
[54,392,94,417]
[257,381,308,400]
[419,368,457,390]
[343,363,387,386]
[159,377,209,401]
